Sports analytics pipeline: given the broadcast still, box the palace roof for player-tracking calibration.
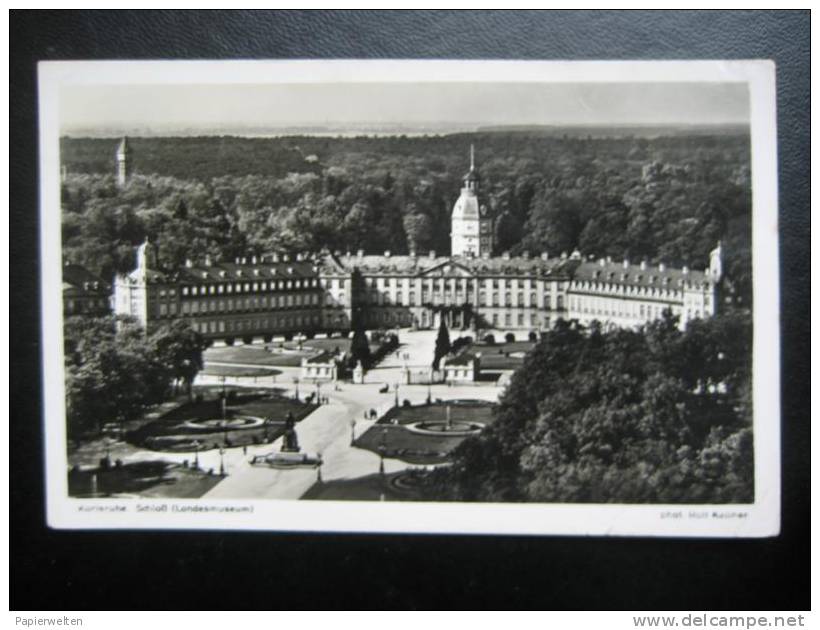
[125,257,320,285]
[571,259,711,290]
[63,263,109,295]
[326,252,576,278]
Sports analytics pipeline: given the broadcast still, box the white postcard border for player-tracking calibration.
[38,59,780,537]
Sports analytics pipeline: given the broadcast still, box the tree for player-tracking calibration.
[63,315,170,439]
[432,317,451,370]
[430,310,753,504]
[149,320,208,401]
[349,326,372,370]
[402,210,433,253]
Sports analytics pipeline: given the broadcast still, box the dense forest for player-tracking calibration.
[60,131,752,303]
[427,311,754,504]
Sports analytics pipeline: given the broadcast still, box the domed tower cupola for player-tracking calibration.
[462,144,480,193]
[451,144,493,257]
[116,137,131,188]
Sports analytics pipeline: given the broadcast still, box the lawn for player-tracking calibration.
[471,340,536,370]
[302,470,434,502]
[127,390,318,452]
[68,460,223,499]
[354,401,496,465]
[201,365,282,378]
[204,344,313,367]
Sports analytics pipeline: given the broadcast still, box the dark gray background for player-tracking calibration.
[11,10,809,610]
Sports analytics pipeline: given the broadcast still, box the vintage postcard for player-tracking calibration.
[39,59,779,536]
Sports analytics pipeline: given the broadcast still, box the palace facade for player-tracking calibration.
[111,143,722,341]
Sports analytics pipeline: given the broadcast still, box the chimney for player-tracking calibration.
[658,262,666,272]
[502,251,510,260]
[204,255,212,267]
[606,256,612,263]
[522,250,530,259]
[640,260,647,270]
[682,266,689,275]
[409,249,417,258]
[598,258,606,267]
[384,250,391,257]
[357,249,364,259]
[429,250,436,259]
[561,252,568,260]
[272,252,280,262]
[481,251,490,260]
[541,252,549,261]
[185,259,193,268]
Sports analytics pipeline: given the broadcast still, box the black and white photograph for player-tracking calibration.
[38,59,780,536]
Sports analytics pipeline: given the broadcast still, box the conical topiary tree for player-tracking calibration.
[349,325,372,370]
[432,316,451,370]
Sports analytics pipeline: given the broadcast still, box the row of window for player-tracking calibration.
[192,313,322,334]
[364,277,554,291]
[568,296,703,321]
[158,293,323,317]
[64,298,109,313]
[172,277,319,297]
[361,291,559,308]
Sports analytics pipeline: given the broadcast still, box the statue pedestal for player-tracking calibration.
[353,361,365,384]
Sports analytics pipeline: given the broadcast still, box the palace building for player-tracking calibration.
[111,142,722,341]
[63,262,111,317]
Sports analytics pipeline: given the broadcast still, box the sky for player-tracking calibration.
[61,81,750,134]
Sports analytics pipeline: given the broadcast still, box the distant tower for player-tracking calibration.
[116,137,131,187]
[451,145,493,257]
[136,237,157,273]
[709,241,723,282]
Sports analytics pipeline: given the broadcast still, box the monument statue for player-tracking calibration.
[281,412,300,453]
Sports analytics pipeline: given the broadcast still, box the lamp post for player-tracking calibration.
[219,447,225,476]
[349,419,356,445]
[394,382,399,407]
[193,440,200,469]
[378,427,388,475]
[316,452,323,483]
[426,380,432,405]
[292,376,300,401]
[316,381,322,405]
